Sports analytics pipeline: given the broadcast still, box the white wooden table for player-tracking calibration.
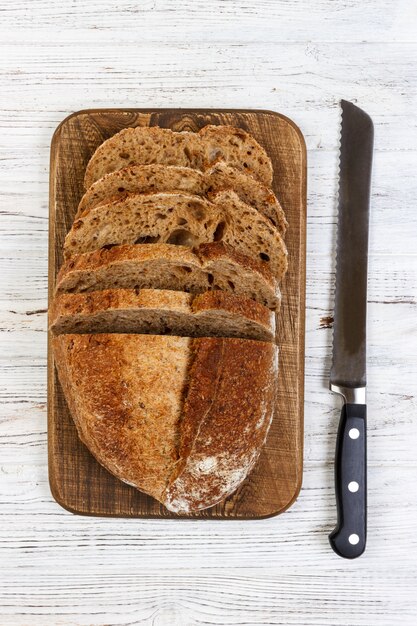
[1,2,416,624]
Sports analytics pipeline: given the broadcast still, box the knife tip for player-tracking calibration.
[340,100,374,138]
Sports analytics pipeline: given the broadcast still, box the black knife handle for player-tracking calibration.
[329,403,367,559]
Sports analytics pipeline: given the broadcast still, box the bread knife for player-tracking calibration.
[329,100,374,559]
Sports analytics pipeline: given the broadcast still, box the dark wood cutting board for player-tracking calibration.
[48,109,306,519]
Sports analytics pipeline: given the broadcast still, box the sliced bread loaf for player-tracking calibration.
[77,162,287,234]
[84,125,273,188]
[55,243,281,310]
[63,191,288,279]
[49,289,275,342]
[53,334,277,511]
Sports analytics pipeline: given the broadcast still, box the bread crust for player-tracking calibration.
[192,290,273,329]
[53,333,191,500]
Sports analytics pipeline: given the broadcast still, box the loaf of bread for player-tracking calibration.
[52,122,287,513]
[77,162,287,233]
[53,334,277,512]
[56,243,281,310]
[49,289,275,342]
[63,191,288,278]
[84,125,273,189]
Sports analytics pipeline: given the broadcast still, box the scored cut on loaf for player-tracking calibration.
[55,242,281,311]
[77,162,287,234]
[52,333,277,512]
[84,125,273,189]
[63,191,288,279]
[49,289,275,342]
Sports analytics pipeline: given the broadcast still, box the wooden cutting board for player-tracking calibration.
[48,109,306,519]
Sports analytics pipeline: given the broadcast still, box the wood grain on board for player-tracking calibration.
[48,109,306,519]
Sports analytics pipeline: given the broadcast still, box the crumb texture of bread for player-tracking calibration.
[52,334,277,512]
[55,243,281,310]
[77,162,286,234]
[49,288,275,342]
[63,191,288,279]
[84,125,273,189]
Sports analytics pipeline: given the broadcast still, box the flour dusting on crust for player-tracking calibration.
[165,449,259,514]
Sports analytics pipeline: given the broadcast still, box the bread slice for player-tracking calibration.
[63,191,288,279]
[84,125,273,188]
[49,289,275,342]
[55,243,281,311]
[53,334,277,511]
[206,162,287,234]
[77,162,287,234]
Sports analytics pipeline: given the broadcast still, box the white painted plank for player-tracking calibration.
[0,466,416,570]
[0,569,415,626]
[0,43,416,152]
[1,0,416,43]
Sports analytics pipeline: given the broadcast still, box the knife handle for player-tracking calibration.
[329,403,367,559]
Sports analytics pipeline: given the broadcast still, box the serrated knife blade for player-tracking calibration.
[330,101,373,389]
[328,100,374,559]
